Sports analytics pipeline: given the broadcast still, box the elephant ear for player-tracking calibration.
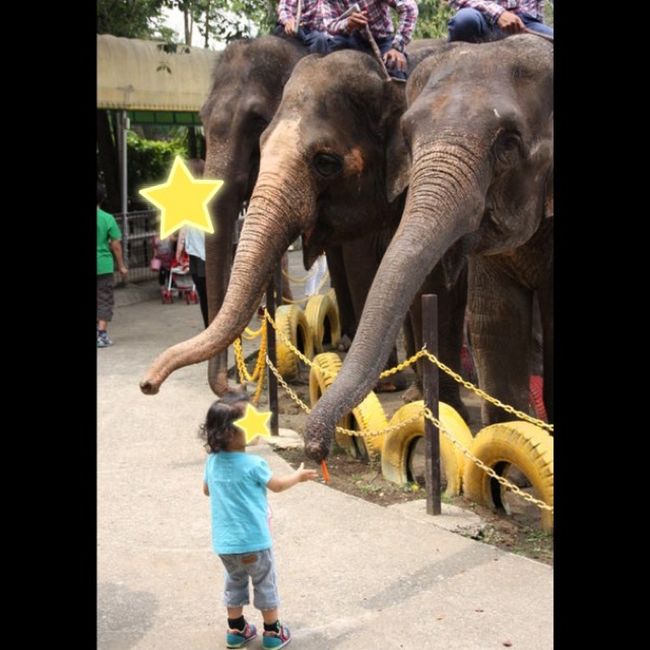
[381,79,411,203]
[544,169,553,218]
[385,126,411,203]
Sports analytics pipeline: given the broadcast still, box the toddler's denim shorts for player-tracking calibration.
[219,548,279,610]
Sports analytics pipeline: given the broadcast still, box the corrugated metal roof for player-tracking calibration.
[97,34,221,111]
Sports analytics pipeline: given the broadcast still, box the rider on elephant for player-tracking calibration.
[447,0,553,42]
[323,0,419,80]
[275,0,332,54]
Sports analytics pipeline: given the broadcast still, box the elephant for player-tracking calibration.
[140,46,469,420]
[301,34,553,460]
[199,34,445,396]
[200,35,306,395]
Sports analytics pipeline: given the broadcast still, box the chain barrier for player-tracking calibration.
[242,323,265,340]
[264,309,552,430]
[233,320,267,404]
[421,349,553,432]
[279,271,331,304]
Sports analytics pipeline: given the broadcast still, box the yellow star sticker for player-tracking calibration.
[234,404,272,445]
[138,156,223,239]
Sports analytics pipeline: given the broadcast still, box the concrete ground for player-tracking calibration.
[98,251,552,649]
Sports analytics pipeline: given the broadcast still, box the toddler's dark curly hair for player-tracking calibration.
[200,389,250,453]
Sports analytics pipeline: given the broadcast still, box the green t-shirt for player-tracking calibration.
[97,208,122,275]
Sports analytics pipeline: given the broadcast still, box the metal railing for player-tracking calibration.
[113,210,159,283]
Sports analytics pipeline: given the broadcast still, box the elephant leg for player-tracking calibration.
[468,256,532,425]
[325,244,356,344]
[341,236,404,390]
[401,309,422,402]
[407,265,468,420]
[205,194,238,395]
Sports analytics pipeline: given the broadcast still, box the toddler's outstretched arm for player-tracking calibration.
[267,462,319,493]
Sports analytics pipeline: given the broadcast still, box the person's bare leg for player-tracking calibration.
[97,319,108,332]
[227,606,244,620]
[261,608,279,624]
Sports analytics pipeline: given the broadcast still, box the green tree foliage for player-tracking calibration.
[413,0,453,40]
[97,0,167,38]
[194,0,276,44]
[127,133,189,207]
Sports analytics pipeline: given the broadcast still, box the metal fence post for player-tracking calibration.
[120,111,130,269]
[422,293,441,515]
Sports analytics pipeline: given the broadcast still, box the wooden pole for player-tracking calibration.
[422,293,441,515]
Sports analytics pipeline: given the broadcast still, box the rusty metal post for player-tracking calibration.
[266,264,283,435]
[422,293,441,515]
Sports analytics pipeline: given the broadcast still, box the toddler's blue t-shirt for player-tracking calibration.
[204,452,273,554]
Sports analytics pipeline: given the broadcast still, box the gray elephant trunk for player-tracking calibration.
[140,169,304,395]
[304,142,486,461]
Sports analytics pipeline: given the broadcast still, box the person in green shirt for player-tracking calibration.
[97,182,128,347]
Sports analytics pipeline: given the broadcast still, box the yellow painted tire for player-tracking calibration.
[309,352,353,454]
[462,421,554,531]
[309,352,387,459]
[304,293,341,353]
[381,401,473,497]
[275,305,314,379]
[349,391,389,460]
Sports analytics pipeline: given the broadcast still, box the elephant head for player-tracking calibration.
[304,34,553,461]
[140,50,408,395]
[199,35,306,394]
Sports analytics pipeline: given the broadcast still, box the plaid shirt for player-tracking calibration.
[448,1,545,24]
[278,0,329,31]
[323,0,419,51]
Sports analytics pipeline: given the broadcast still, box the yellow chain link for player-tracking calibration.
[242,324,265,339]
[421,350,553,432]
[233,320,267,404]
[423,407,553,513]
[279,272,331,304]
[379,349,427,378]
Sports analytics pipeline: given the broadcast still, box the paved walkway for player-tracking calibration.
[98,255,552,649]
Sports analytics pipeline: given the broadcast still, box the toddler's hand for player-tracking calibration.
[296,462,319,482]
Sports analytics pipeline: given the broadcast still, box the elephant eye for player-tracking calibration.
[493,130,523,164]
[313,153,343,178]
[250,113,268,130]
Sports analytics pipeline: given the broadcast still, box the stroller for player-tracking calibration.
[151,236,199,305]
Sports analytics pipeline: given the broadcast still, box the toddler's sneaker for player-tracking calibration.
[97,331,113,348]
[226,622,257,648]
[262,623,291,649]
